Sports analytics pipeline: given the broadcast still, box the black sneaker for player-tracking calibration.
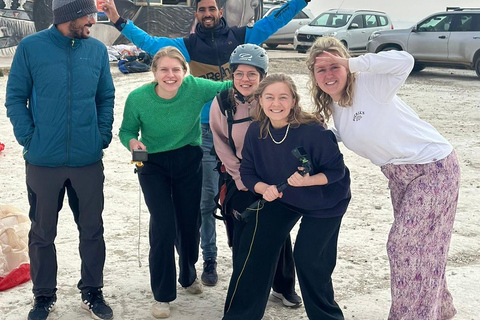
[81,288,113,320]
[271,290,303,308]
[28,295,56,320]
[201,258,218,286]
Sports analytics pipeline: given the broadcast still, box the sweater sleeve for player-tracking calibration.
[245,0,307,45]
[313,129,346,184]
[196,78,233,103]
[5,41,34,148]
[239,125,262,192]
[121,20,190,60]
[209,94,245,190]
[348,50,414,103]
[119,92,141,151]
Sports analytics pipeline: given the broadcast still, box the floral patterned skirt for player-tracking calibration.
[381,151,460,320]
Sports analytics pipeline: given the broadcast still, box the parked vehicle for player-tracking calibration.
[367,7,480,77]
[262,0,315,49]
[293,8,393,53]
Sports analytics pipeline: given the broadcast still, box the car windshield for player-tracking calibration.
[310,13,352,27]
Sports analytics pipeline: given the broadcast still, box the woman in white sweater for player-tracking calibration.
[306,37,459,320]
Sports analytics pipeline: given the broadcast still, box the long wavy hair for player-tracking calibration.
[252,74,321,139]
[306,37,356,123]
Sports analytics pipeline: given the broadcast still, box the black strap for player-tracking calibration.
[216,90,252,162]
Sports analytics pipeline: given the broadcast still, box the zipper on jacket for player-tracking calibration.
[211,32,225,81]
[65,40,74,165]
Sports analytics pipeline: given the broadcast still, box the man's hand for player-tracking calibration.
[102,0,121,23]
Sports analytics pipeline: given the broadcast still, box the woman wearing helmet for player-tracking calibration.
[209,44,302,309]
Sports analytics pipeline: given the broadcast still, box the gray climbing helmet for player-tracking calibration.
[229,44,269,74]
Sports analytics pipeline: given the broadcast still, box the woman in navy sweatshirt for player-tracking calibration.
[223,74,351,320]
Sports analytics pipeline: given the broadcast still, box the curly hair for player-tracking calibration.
[252,74,322,139]
[306,37,356,123]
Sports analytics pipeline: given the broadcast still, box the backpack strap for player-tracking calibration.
[216,90,252,162]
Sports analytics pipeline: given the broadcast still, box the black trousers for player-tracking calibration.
[229,189,296,296]
[223,200,344,320]
[139,145,203,302]
[26,161,106,298]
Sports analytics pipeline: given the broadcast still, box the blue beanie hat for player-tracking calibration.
[53,0,98,25]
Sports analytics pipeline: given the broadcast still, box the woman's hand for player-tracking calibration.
[315,51,349,72]
[262,185,283,202]
[288,168,328,187]
[129,139,146,153]
[288,170,312,187]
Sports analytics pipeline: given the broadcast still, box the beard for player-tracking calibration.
[68,21,92,39]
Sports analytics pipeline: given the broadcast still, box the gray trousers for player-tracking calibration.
[26,161,106,297]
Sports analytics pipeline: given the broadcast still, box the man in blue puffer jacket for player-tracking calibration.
[103,0,310,297]
[5,0,115,319]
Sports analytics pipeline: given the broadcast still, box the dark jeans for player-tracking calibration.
[200,123,218,261]
[26,161,106,297]
[139,145,203,302]
[223,200,344,320]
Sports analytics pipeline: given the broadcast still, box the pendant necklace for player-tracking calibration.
[268,123,290,144]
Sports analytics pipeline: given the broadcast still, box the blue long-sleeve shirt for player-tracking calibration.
[240,122,351,218]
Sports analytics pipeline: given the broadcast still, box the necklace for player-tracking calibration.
[268,123,290,144]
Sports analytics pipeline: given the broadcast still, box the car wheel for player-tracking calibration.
[476,57,480,78]
[297,49,307,54]
[381,46,401,52]
[266,43,279,49]
[412,63,425,72]
[341,41,348,49]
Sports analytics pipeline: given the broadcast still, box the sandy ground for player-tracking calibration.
[0,55,479,320]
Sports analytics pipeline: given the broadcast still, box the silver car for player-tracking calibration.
[367,7,480,77]
[294,9,393,53]
[262,1,315,49]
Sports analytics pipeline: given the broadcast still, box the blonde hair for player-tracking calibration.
[151,46,188,74]
[252,74,321,139]
[306,37,356,123]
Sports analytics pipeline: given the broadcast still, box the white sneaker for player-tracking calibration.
[185,278,203,294]
[152,301,170,318]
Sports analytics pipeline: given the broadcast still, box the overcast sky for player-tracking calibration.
[307,1,480,28]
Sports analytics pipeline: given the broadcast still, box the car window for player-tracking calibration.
[365,14,378,28]
[349,14,364,28]
[377,15,389,27]
[294,11,308,20]
[310,13,352,27]
[451,14,480,31]
[417,14,454,32]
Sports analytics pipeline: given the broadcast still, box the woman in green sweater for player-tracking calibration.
[119,46,231,319]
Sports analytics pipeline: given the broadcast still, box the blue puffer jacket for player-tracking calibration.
[5,26,115,167]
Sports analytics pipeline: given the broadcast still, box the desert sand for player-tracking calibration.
[0,54,479,320]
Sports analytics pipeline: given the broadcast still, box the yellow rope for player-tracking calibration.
[226,200,262,313]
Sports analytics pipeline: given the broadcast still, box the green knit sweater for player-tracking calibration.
[119,75,231,153]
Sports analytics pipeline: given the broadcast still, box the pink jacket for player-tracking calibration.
[209,93,258,191]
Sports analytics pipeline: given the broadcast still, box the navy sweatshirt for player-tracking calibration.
[240,122,351,218]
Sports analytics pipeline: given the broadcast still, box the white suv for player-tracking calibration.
[294,9,393,53]
[367,7,480,77]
